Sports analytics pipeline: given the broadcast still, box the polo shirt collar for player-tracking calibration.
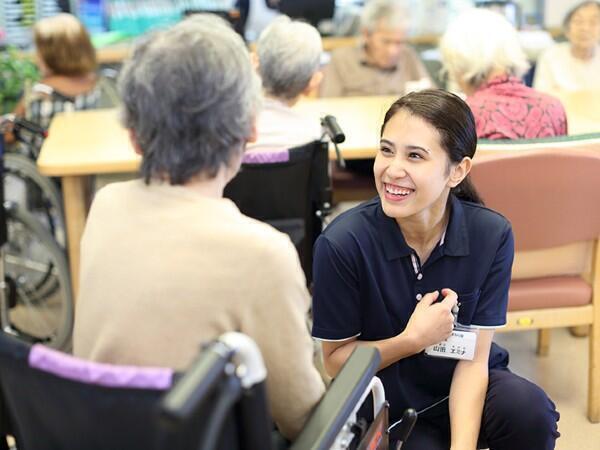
[376,194,470,261]
[443,195,470,256]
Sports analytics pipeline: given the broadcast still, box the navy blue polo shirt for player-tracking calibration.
[312,195,513,421]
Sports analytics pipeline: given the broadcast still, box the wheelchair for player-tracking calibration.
[1,115,65,248]
[223,116,345,284]
[0,331,417,449]
[0,131,73,350]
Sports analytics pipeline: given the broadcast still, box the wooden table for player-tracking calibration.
[36,97,393,296]
[36,92,600,296]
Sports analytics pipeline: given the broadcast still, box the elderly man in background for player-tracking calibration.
[73,15,325,440]
[319,0,433,97]
[247,16,323,153]
[440,8,568,140]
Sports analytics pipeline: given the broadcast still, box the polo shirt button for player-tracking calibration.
[417,273,423,280]
[416,293,423,301]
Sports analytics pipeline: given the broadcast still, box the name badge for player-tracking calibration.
[424,329,477,361]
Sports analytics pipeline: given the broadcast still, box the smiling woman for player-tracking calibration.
[375,90,480,234]
[311,89,560,450]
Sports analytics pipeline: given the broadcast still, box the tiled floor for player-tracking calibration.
[494,328,600,450]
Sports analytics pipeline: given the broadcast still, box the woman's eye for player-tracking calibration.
[408,152,423,160]
[380,146,393,155]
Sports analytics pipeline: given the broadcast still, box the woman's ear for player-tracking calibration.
[128,129,143,156]
[301,70,323,97]
[447,157,472,188]
[225,150,244,183]
[246,117,258,144]
[250,51,260,71]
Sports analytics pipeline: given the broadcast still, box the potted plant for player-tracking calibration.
[0,47,39,114]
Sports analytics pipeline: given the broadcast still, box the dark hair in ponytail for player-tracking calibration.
[381,89,483,204]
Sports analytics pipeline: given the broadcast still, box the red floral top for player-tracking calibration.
[467,75,568,140]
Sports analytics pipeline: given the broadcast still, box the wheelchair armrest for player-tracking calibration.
[290,347,381,450]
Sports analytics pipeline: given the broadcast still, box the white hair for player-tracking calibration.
[440,8,529,89]
[257,16,322,100]
[360,0,410,32]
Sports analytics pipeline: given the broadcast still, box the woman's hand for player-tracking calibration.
[403,288,458,351]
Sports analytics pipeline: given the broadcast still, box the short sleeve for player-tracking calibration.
[311,235,362,340]
[470,223,515,328]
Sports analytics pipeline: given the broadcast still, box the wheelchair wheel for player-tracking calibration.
[3,153,65,247]
[2,202,73,350]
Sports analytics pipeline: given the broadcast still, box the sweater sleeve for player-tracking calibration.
[242,235,325,439]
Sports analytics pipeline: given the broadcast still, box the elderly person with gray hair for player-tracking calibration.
[319,0,433,97]
[440,8,567,140]
[73,15,325,440]
[247,16,323,153]
[534,1,600,93]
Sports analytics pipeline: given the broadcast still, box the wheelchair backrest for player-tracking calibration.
[0,333,272,450]
[224,141,331,283]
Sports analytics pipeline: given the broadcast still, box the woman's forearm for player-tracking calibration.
[324,332,421,376]
[449,360,489,450]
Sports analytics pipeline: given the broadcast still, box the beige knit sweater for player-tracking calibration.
[73,180,325,439]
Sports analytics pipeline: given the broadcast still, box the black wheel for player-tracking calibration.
[3,152,65,248]
[3,202,73,350]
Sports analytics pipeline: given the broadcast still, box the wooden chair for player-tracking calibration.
[470,149,600,422]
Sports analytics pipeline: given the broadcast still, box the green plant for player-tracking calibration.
[0,47,40,114]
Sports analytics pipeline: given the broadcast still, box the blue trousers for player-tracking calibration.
[395,368,560,450]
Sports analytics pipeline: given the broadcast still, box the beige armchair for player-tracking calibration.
[470,149,600,422]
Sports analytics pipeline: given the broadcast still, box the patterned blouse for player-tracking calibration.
[26,83,101,130]
[467,75,568,140]
[22,83,100,157]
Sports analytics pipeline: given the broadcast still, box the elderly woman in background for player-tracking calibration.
[320,0,433,97]
[6,14,99,146]
[440,8,568,140]
[15,14,99,126]
[247,16,323,153]
[73,15,325,440]
[534,1,600,93]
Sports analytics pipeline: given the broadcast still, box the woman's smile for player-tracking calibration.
[383,182,415,202]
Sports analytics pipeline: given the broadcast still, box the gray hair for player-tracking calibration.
[118,14,262,185]
[360,0,410,32]
[440,8,529,89]
[257,16,322,101]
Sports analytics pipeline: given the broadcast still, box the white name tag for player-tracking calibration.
[424,329,477,361]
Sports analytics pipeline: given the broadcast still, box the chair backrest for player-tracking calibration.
[0,332,272,450]
[224,141,331,283]
[470,150,600,280]
[476,132,600,159]
[471,150,600,251]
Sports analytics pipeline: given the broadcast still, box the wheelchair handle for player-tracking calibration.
[321,115,345,144]
[160,332,267,424]
[160,340,235,424]
[0,114,48,139]
[394,408,417,449]
[321,115,346,169]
